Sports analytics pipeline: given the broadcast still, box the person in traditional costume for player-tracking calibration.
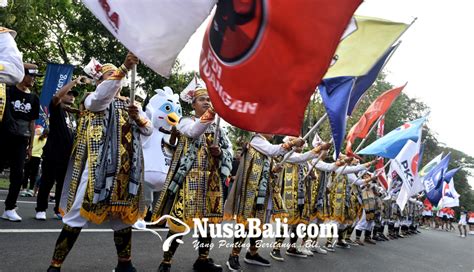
[323,156,375,252]
[223,133,306,270]
[47,52,151,272]
[352,172,383,245]
[269,136,331,261]
[153,83,233,272]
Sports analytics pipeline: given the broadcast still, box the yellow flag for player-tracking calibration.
[324,16,408,78]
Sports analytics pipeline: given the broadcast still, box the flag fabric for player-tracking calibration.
[200,0,362,136]
[424,153,451,206]
[347,44,399,116]
[443,167,461,182]
[375,116,388,189]
[437,167,461,208]
[410,143,426,195]
[439,178,460,208]
[346,84,405,156]
[37,63,74,128]
[324,15,408,78]
[357,116,425,159]
[319,77,355,158]
[82,0,217,77]
[419,153,443,178]
[392,139,421,210]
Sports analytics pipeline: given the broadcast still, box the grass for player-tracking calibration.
[0,178,9,189]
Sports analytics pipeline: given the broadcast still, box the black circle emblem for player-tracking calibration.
[209,0,266,64]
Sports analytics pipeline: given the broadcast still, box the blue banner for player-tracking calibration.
[319,76,354,158]
[37,63,74,128]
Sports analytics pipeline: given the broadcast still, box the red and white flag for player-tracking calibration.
[82,0,217,77]
[200,0,362,135]
[393,139,421,211]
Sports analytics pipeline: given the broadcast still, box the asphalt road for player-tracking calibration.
[1,190,473,272]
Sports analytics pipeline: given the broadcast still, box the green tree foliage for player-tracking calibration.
[0,0,194,112]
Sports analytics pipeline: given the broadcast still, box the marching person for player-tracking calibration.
[153,84,233,272]
[458,206,468,238]
[47,52,151,272]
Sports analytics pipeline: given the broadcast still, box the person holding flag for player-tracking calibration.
[47,52,150,272]
[269,136,331,261]
[224,133,307,270]
[153,83,233,272]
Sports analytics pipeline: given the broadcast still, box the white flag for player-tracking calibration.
[82,0,217,77]
[392,139,421,211]
[439,179,460,208]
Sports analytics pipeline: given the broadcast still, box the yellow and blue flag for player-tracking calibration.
[325,15,408,78]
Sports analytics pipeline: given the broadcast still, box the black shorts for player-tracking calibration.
[423,215,432,219]
[468,222,474,226]
[442,216,448,222]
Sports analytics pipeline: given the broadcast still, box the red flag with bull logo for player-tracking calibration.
[200,0,362,135]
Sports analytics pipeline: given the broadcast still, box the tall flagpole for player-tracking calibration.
[278,113,328,165]
[130,65,137,105]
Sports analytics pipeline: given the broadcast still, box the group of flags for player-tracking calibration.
[79,1,462,211]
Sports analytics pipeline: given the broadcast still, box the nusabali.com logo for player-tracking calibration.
[137,215,338,251]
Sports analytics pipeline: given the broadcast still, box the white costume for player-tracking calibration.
[141,87,182,205]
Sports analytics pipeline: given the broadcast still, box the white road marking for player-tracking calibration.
[0,228,169,233]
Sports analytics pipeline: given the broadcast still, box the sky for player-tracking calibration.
[176,0,474,187]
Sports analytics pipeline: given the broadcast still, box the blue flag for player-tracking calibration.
[347,44,399,116]
[37,63,75,128]
[443,167,460,182]
[425,153,451,206]
[358,117,426,159]
[319,76,354,158]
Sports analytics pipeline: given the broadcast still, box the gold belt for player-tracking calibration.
[0,83,6,122]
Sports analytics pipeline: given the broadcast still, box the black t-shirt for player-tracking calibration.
[0,85,40,137]
[42,100,76,163]
[6,85,40,122]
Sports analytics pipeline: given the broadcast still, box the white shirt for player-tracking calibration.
[84,78,152,136]
[250,134,287,157]
[177,116,233,157]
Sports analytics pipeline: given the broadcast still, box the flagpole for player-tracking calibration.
[213,115,221,145]
[278,113,328,165]
[130,65,137,105]
[302,138,334,182]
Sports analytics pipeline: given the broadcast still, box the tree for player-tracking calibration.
[0,0,195,109]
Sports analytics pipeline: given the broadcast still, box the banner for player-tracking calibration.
[200,0,362,136]
[358,116,425,159]
[37,63,74,128]
[82,0,216,77]
[424,153,451,206]
[319,76,354,158]
[393,139,421,210]
[324,15,408,78]
[346,84,405,156]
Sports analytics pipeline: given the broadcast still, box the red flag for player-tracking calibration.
[345,84,405,155]
[423,198,432,211]
[200,0,362,136]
